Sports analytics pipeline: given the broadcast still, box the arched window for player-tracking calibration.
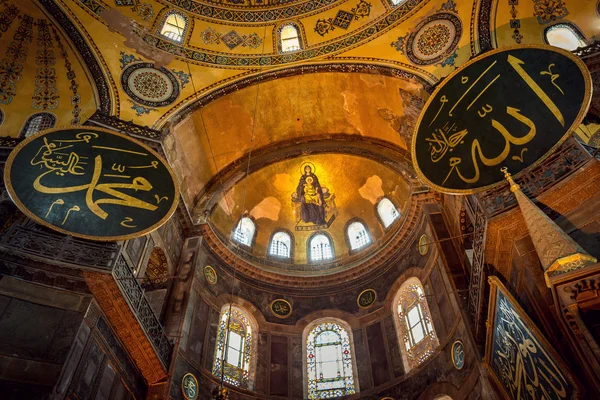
[347,221,371,251]
[544,23,586,51]
[279,23,301,53]
[309,233,334,262]
[395,278,439,371]
[377,197,400,228]
[232,217,255,247]
[269,230,292,259]
[213,306,256,389]
[390,0,407,5]
[306,321,356,399]
[20,113,56,137]
[159,11,187,43]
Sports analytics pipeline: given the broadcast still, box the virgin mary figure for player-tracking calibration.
[292,163,326,225]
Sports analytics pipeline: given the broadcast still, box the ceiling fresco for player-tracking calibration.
[0,0,98,137]
[209,153,411,266]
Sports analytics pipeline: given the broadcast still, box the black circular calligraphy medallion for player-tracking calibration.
[357,288,377,309]
[4,127,179,241]
[412,45,592,193]
[452,340,465,370]
[181,372,198,400]
[270,299,292,318]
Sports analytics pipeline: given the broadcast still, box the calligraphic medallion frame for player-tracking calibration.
[3,126,180,242]
[411,44,592,194]
[270,298,292,319]
[451,339,465,370]
[181,372,199,400]
[204,265,218,285]
[418,234,429,255]
[483,276,582,399]
[357,288,377,309]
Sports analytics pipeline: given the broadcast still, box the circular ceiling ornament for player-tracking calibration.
[121,63,180,107]
[406,13,462,65]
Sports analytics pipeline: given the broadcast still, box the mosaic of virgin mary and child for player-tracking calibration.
[291,162,337,231]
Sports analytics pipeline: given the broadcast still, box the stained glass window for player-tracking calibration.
[545,24,586,51]
[212,307,253,389]
[21,113,56,137]
[160,11,187,43]
[269,231,292,259]
[347,221,371,250]
[280,24,301,53]
[396,279,439,370]
[306,321,355,399]
[233,217,255,247]
[309,233,333,261]
[377,198,400,228]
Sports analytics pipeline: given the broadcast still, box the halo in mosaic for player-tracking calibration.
[405,12,462,66]
[121,63,180,107]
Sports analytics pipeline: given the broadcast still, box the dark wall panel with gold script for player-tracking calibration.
[413,45,591,193]
[4,127,179,241]
[484,277,580,399]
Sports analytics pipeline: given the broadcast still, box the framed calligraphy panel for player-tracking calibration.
[412,45,591,194]
[484,277,581,399]
[4,127,179,241]
[270,299,292,318]
[357,288,377,309]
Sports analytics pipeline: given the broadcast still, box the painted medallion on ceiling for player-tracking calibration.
[121,62,180,107]
[405,12,461,65]
[292,162,337,231]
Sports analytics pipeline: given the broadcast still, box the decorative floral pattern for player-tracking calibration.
[392,12,462,66]
[533,0,569,25]
[119,50,142,70]
[509,0,523,43]
[200,27,262,50]
[306,322,355,399]
[51,26,80,124]
[32,19,58,110]
[0,15,34,105]
[121,62,180,107]
[128,99,157,116]
[115,0,154,20]
[314,0,371,37]
[0,3,19,40]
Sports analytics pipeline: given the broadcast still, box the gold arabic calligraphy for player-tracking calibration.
[425,55,565,186]
[30,131,167,228]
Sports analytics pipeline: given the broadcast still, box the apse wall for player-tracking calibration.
[165,197,486,399]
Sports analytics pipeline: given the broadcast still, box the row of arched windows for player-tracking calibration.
[15,112,57,138]
[211,278,438,397]
[231,198,400,262]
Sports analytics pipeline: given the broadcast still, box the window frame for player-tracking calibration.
[267,229,295,261]
[231,215,258,249]
[344,218,373,254]
[375,197,401,230]
[307,231,335,263]
[157,10,189,44]
[276,21,304,54]
[20,112,57,138]
[212,305,258,390]
[392,277,439,372]
[302,318,359,399]
[543,22,586,51]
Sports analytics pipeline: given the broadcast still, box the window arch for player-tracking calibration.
[544,23,586,51]
[390,0,407,5]
[20,113,56,137]
[232,217,256,247]
[158,11,188,43]
[305,320,356,399]
[269,230,293,260]
[346,220,371,251]
[377,197,400,228]
[309,232,334,262]
[278,22,302,53]
[212,306,256,389]
[394,278,439,371]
